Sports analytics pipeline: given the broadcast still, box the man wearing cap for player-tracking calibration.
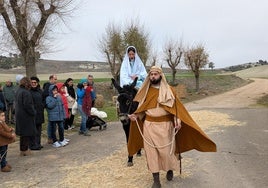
[128,66,216,188]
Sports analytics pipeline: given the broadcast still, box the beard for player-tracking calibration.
[150,76,162,85]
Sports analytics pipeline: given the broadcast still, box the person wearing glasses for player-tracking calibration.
[29,77,44,150]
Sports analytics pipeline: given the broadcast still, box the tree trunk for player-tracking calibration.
[22,48,37,77]
[172,68,176,85]
[195,74,200,92]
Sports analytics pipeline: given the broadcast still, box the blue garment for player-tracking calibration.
[0,145,8,168]
[46,85,66,121]
[50,121,64,142]
[78,104,87,132]
[120,46,147,89]
[76,88,85,105]
[47,121,52,139]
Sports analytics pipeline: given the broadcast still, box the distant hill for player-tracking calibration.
[0,59,110,74]
[230,65,268,79]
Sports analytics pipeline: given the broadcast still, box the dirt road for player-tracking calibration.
[1,78,268,188]
[185,78,268,110]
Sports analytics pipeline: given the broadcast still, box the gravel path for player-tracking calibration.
[1,78,267,188]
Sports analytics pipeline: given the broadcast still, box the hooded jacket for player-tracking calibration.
[45,85,66,121]
[56,83,69,118]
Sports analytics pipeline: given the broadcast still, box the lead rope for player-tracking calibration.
[134,97,182,174]
[134,119,179,154]
[174,97,182,174]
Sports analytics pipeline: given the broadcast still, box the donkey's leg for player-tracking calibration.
[137,149,142,156]
[123,123,134,166]
[127,155,133,166]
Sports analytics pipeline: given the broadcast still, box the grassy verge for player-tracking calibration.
[256,94,268,107]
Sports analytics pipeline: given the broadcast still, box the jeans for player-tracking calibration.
[0,145,8,168]
[50,121,64,143]
[78,104,87,133]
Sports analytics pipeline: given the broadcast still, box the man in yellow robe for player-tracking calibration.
[128,66,216,188]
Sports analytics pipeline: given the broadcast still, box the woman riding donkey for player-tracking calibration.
[117,46,147,166]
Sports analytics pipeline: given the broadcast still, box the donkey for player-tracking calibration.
[111,77,141,166]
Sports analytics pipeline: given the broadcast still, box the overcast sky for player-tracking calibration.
[43,0,268,68]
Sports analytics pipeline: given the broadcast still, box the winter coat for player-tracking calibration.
[46,85,66,121]
[76,86,86,106]
[82,86,92,116]
[0,121,16,146]
[0,91,6,111]
[66,84,76,99]
[42,82,51,100]
[65,84,76,109]
[15,87,36,136]
[56,83,69,118]
[30,86,45,125]
[3,83,15,104]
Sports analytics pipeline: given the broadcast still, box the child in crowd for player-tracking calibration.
[0,110,16,172]
[56,83,72,140]
[46,85,69,148]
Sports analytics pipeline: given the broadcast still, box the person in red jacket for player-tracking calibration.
[0,110,16,172]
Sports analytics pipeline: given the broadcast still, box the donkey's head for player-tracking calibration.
[111,77,139,124]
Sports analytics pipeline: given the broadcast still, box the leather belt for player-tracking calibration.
[145,114,173,122]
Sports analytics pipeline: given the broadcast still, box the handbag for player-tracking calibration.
[71,101,78,115]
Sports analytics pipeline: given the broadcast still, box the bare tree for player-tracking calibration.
[0,0,77,77]
[99,19,151,82]
[163,39,183,85]
[99,23,125,81]
[184,44,209,92]
[123,20,150,65]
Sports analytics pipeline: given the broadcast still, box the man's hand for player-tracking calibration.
[174,118,182,130]
[128,114,137,121]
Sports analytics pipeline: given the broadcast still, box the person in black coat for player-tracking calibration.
[64,78,76,130]
[29,77,45,150]
[0,84,6,112]
[15,77,36,156]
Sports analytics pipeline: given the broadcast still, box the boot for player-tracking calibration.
[166,170,173,181]
[6,163,12,169]
[1,165,11,172]
[152,172,161,188]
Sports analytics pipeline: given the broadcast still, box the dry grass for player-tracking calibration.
[52,110,242,188]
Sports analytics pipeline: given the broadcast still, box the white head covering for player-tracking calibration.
[120,46,147,88]
[16,74,24,84]
[134,66,175,108]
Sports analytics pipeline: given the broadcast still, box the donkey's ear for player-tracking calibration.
[130,77,138,89]
[111,78,122,92]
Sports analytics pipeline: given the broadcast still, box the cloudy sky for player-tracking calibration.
[43,0,268,68]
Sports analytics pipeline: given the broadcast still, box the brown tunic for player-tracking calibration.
[127,87,217,162]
